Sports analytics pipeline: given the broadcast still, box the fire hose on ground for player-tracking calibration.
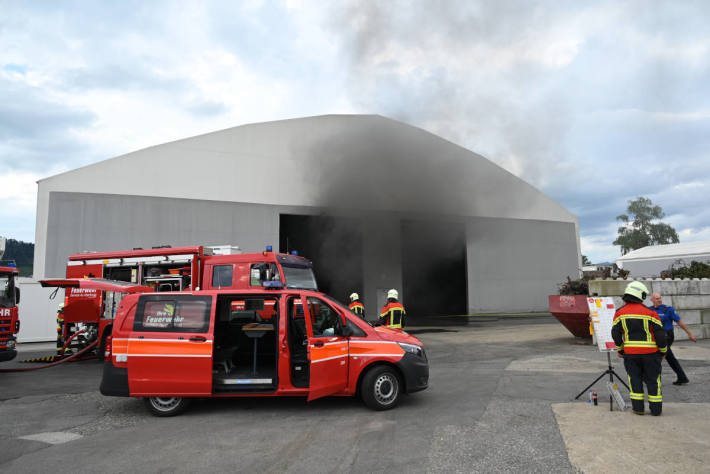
[0,329,99,373]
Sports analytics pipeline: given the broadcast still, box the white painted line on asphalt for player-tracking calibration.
[19,431,83,445]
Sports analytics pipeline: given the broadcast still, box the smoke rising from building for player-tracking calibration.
[293,117,477,316]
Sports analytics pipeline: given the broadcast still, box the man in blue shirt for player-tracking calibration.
[649,293,697,385]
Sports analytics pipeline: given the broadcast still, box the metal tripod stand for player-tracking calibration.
[574,351,629,410]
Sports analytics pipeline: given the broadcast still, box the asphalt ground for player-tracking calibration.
[1,315,709,473]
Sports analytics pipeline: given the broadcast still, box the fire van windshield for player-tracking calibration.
[281,265,318,290]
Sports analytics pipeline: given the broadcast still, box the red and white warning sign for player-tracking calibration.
[587,297,617,352]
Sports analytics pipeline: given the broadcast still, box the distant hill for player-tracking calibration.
[2,239,34,276]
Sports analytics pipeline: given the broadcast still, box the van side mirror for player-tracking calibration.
[340,325,353,338]
[15,287,20,304]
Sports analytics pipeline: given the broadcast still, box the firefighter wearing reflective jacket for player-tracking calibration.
[348,292,366,319]
[379,289,406,329]
[56,302,68,355]
[611,281,668,416]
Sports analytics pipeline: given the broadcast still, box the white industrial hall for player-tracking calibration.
[34,115,580,318]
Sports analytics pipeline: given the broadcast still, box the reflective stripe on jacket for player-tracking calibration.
[380,302,406,329]
[611,302,668,355]
[349,301,365,316]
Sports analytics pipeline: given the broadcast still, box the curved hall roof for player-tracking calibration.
[39,114,576,223]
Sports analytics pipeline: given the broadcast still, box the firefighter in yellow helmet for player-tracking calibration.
[611,281,667,416]
[348,292,366,319]
[379,289,406,329]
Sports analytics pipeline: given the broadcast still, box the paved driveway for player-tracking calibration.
[2,316,708,473]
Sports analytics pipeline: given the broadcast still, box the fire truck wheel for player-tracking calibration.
[360,366,401,411]
[144,397,190,417]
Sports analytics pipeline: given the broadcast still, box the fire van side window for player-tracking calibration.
[134,295,211,332]
[212,265,233,288]
[307,297,341,337]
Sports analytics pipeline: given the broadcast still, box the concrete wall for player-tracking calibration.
[16,277,58,342]
[466,217,579,313]
[362,216,403,315]
[588,278,710,340]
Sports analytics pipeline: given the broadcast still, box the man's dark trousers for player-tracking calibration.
[665,330,689,382]
[624,354,662,415]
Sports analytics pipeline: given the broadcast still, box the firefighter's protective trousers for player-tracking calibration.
[624,354,662,415]
[56,315,64,355]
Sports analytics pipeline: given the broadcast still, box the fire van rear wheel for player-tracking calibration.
[144,397,190,417]
[96,331,109,363]
[361,366,401,411]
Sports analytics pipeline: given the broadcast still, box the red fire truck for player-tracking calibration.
[42,245,318,360]
[0,263,20,362]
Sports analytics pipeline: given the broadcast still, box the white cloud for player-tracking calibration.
[678,226,710,241]
[0,170,61,241]
[672,181,705,191]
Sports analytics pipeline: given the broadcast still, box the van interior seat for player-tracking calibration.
[230,310,260,323]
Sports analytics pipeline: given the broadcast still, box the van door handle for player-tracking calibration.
[313,341,324,347]
[189,336,206,342]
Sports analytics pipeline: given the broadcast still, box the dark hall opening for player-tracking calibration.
[400,220,467,318]
[279,214,363,303]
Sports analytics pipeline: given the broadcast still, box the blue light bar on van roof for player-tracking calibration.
[291,250,298,256]
[263,280,283,289]
[265,245,273,252]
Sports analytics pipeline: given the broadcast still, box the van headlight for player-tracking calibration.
[398,342,425,359]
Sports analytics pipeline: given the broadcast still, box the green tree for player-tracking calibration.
[581,255,591,265]
[613,197,679,255]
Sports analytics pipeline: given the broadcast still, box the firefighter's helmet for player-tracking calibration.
[350,292,359,301]
[624,281,649,301]
[387,289,399,300]
[57,302,65,313]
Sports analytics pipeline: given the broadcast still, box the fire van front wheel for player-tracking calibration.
[144,397,190,417]
[361,366,401,411]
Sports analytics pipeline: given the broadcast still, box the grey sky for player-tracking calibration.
[1,0,708,263]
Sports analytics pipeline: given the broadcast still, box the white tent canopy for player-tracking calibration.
[616,241,710,277]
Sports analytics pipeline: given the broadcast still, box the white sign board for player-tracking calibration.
[587,297,617,352]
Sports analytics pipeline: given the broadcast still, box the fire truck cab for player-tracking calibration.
[100,285,429,416]
[0,264,20,362]
[45,245,318,359]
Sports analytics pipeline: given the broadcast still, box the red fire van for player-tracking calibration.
[99,284,429,416]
